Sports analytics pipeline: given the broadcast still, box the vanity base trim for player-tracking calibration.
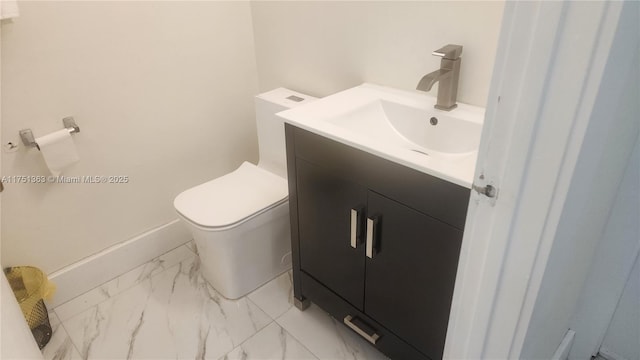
[300,272,431,360]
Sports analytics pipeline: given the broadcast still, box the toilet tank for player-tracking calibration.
[255,88,317,179]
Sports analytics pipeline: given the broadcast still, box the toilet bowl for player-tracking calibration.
[174,88,316,299]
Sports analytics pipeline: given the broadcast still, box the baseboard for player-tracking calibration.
[551,329,576,360]
[47,220,192,308]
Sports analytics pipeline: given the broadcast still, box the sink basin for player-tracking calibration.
[277,83,485,188]
[326,99,482,156]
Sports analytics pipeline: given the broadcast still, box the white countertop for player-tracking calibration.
[277,83,485,189]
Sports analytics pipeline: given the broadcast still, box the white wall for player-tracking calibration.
[1,1,259,273]
[250,1,504,106]
[520,1,640,357]
[601,255,640,360]
[1,1,505,277]
[568,133,639,360]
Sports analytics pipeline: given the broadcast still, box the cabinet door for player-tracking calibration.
[364,191,463,359]
[296,159,368,309]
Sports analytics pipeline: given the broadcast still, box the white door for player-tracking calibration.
[444,1,638,358]
[0,17,46,359]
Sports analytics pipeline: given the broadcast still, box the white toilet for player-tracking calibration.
[174,88,316,299]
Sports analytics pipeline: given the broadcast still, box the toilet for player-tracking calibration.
[174,88,316,299]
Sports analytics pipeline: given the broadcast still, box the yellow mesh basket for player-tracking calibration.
[4,266,56,349]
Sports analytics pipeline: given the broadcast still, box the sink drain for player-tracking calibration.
[430,117,438,125]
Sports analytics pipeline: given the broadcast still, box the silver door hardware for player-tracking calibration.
[343,315,380,344]
[366,217,377,258]
[472,183,497,198]
[350,208,360,248]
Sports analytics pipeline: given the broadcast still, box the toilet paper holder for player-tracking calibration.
[19,117,80,150]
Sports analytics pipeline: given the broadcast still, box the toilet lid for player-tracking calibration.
[174,162,288,228]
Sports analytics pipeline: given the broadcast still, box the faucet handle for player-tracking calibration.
[432,44,463,60]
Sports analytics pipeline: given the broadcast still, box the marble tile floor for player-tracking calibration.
[42,244,388,360]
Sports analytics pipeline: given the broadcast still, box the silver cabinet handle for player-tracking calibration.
[366,217,377,258]
[350,208,359,248]
[344,315,380,344]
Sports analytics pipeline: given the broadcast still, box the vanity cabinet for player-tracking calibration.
[296,159,368,309]
[286,125,470,360]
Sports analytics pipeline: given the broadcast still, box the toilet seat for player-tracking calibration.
[174,162,288,229]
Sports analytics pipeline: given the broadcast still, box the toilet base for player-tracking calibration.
[182,201,292,299]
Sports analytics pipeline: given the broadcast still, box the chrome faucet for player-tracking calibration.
[416,44,463,111]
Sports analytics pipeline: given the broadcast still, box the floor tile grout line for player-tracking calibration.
[53,280,110,315]
[275,305,389,360]
[274,314,321,360]
[242,296,286,349]
[57,255,228,360]
[244,270,294,319]
[58,255,205,360]
[59,321,83,358]
[47,252,306,360]
[202,289,276,355]
[221,317,277,358]
[51,249,310,359]
[184,240,197,255]
[50,309,84,359]
[245,297,275,340]
[51,254,201,358]
[245,297,275,321]
[236,287,321,359]
[54,249,197,322]
[53,242,192,312]
[283,326,321,360]
[220,315,320,360]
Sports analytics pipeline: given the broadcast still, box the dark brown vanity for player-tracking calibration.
[285,124,470,360]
